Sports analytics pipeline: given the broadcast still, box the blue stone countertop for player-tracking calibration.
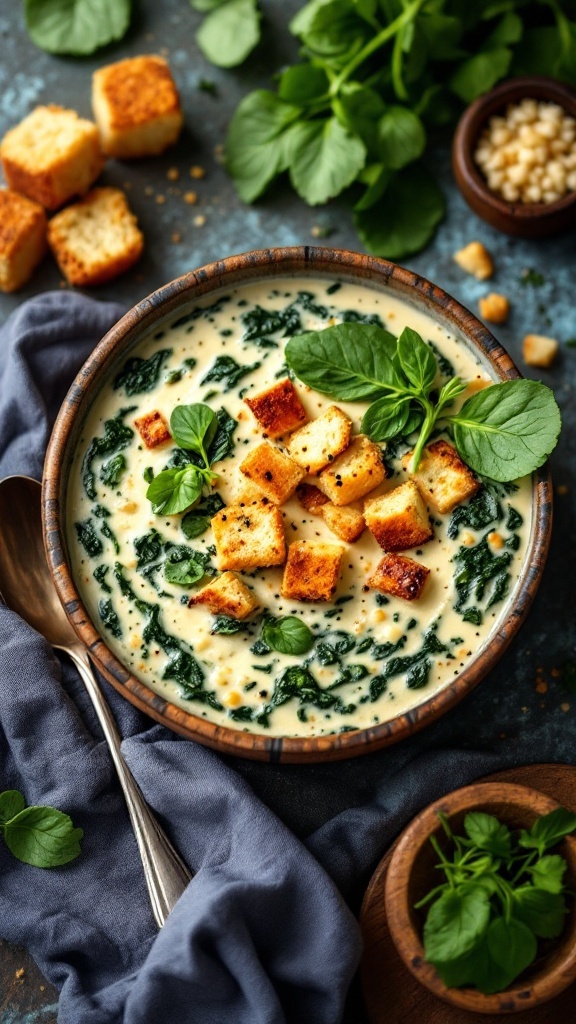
[1,1,575,1021]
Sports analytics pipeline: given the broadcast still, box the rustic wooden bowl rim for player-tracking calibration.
[384,781,576,1012]
[42,246,552,763]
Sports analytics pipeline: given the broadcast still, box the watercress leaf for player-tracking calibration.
[418,12,464,60]
[354,163,393,212]
[397,327,437,392]
[181,515,210,539]
[291,0,370,59]
[361,394,411,441]
[3,805,83,867]
[262,616,314,655]
[285,322,401,400]
[146,467,204,516]
[484,916,537,990]
[164,551,208,586]
[463,811,511,857]
[355,164,445,260]
[25,0,131,56]
[278,64,329,105]
[450,47,512,104]
[513,886,566,939]
[288,117,366,206]
[0,790,25,825]
[530,854,567,894]
[433,939,491,989]
[484,11,523,47]
[225,91,302,203]
[519,806,576,854]
[424,885,491,963]
[170,404,218,458]
[335,83,387,154]
[450,380,562,482]
[195,0,260,68]
[190,0,226,12]
[378,106,426,170]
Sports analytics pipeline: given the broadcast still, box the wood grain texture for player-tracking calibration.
[361,764,576,1023]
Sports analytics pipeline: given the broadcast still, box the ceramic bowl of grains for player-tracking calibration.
[452,76,576,237]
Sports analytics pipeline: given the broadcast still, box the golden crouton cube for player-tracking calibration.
[0,189,47,293]
[402,439,480,515]
[239,442,304,505]
[296,483,329,512]
[318,435,385,505]
[281,541,343,602]
[319,503,365,543]
[478,293,510,324]
[212,502,286,571]
[367,553,430,601]
[453,241,494,280]
[244,378,307,438]
[134,411,171,449]
[92,56,183,158]
[189,572,258,619]
[287,405,351,474]
[364,481,432,551]
[0,105,104,210]
[523,333,559,369]
[47,187,144,287]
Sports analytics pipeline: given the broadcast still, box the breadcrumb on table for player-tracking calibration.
[92,55,183,158]
[453,241,494,280]
[523,333,559,368]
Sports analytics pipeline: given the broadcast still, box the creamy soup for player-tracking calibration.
[67,278,531,737]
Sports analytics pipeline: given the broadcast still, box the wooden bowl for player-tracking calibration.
[42,246,552,763]
[385,782,576,1013]
[452,76,576,237]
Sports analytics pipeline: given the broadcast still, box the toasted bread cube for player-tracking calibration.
[47,187,144,287]
[368,553,429,601]
[364,481,432,551]
[244,378,307,438]
[296,482,329,512]
[453,241,494,280]
[0,105,104,210]
[523,333,559,369]
[320,503,365,543]
[318,435,385,505]
[239,442,304,504]
[92,56,183,158]
[134,410,171,449]
[478,292,510,324]
[281,541,343,602]
[402,439,480,515]
[212,502,286,571]
[0,189,47,292]
[189,571,258,619]
[287,405,351,474]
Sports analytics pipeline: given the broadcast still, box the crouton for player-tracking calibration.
[134,411,171,449]
[281,541,343,602]
[478,293,510,324]
[92,55,183,158]
[364,481,432,551]
[318,435,385,505]
[212,502,286,571]
[296,483,329,512]
[319,503,365,543]
[403,439,480,515]
[189,571,258,619]
[0,189,47,293]
[523,333,559,369]
[287,405,351,474]
[0,105,104,210]
[453,241,494,280]
[244,378,307,438]
[47,187,144,286]
[367,553,430,601]
[239,442,304,504]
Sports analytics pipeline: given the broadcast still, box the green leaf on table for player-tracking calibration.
[378,107,426,170]
[424,886,491,963]
[397,327,437,392]
[0,790,26,825]
[519,806,576,855]
[285,322,400,400]
[463,811,511,858]
[25,0,131,55]
[3,805,83,868]
[261,616,314,656]
[146,466,204,516]
[170,404,218,462]
[355,164,445,260]
[195,0,260,68]
[226,91,302,203]
[450,48,512,103]
[288,117,366,205]
[513,886,566,939]
[278,64,329,105]
[530,854,567,894]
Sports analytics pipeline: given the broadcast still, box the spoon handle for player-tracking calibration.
[66,644,193,927]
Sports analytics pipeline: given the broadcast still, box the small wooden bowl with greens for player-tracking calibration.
[385,782,576,1013]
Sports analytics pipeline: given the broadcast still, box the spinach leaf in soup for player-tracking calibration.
[113,350,172,396]
[164,546,212,587]
[75,518,103,558]
[100,453,127,488]
[447,487,503,539]
[241,303,302,347]
[208,408,237,463]
[201,355,261,392]
[453,535,513,615]
[181,493,225,539]
[98,598,122,638]
[82,408,136,500]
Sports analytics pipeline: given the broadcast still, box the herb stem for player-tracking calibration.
[409,398,438,471]
[329,0,426,96]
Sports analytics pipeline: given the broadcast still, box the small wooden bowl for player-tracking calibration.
[385,782,576,1013]
[452,76,576,237]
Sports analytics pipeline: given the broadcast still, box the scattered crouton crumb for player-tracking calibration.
[523,333,559,368]
[478,292,510,323]
[194,214,206,226]
[561,702,570,712]
[557,484,569,495]
[184,191,198,204]
[166,167,179,180]
[144,186,154,196]
[155,194,166,205]
[190,165,206,179]
[171,232,182,243]
[453,241,494,280]
[535,679,548,694]
[15,968,25,980]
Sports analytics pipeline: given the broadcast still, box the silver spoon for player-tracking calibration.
[0,474,192,927]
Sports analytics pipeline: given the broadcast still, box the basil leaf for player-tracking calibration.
[262,616,314,655]
[170,404,218,459]
[146,466,204,515]
[483,916,537,991]
[3,805,83,867]
[450,47,512,103]
[0,790,25,825]
[361,394,412,441]
[285,322,400,400]
[424,886,491,963]
[378,106,426,170]
[287,117,366,205]
[25,0,131,56]
[278,64,329,105]
[513,886,566,939]
[195,0,260,68]
[397,327,437,392]
[451,380,562,482]
[463,811,511,858]
[226,91,302,203]
[164,550,208,586]
[530,854,567,894]
[519,806,576,855]
[355,164,445,260]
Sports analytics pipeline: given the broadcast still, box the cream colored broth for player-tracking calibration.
[67,278,532,737]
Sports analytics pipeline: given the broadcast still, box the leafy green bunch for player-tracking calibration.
[226,0,576,258]
[420,807,576,994]
[285,322,561,480]
[0,789,83,868]
[146,404,225,515]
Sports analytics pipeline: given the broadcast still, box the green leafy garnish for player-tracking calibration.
[0,789,83,868]
[25,0,131,56]
[261,616,314,656]
[191,0,261,68]
[146,403,223,516]
[113,350,172,396]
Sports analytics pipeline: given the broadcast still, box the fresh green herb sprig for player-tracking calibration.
[261,615,314,655]
[24,0,131,55]
[285,323,561,481]
[146,404,225,515]
[419,807,576,994]
[190,0,261,68]
[0,789,83,868]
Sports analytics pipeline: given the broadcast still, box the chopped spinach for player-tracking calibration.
[250,638,271,655]
[93,565,111,593]
[170,297,231,330]
[506,506,523,531]
[428,341,454,379]
[164,546,211,587]
[463,607,483,626]
[135,530,163,567]
[209,408,237,463]
[296,291,329,319]
[315,630,356,665]
[201,356,260,392]
[520,268,545,287]
[447,487,502,539]
[81,408,135,500]
[332,664,369,686]
[100,453,126,488]
[210,615,252,635]
[241,303,302,346]
[453,534,513,615]
[113,349,172,395]
[370,626,449,696]
[265,665,356,715]
[340,309,384,329]
[228,706,255,722]
[98,598,122,638]
[181,492,225,539]
[92,504,119,554]
[74,518,103,558]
